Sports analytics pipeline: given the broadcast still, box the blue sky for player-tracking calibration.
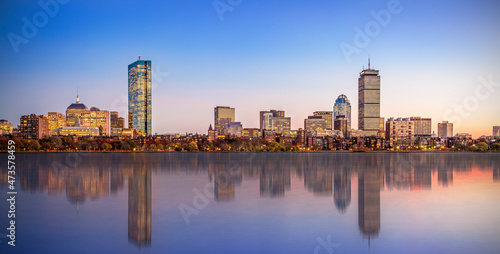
[1,0,499,137]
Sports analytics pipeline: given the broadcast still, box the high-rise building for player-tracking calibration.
[66,94,88,127]
[80,107,110,136]
[385,117,415,148]
[242,128,261,139]
[410,117,432,137]
[128,57,152,136]
[313,111,333,130]
[304,116,326,134]
[437,121,453,137]
[20,114,49,139]
[259,109,291,136]
[333,94,351,130]
[0,119,14,135]
[48,112,66,136]
[493,126,500,137]
[358,60,380,136]
[214,106,235,135]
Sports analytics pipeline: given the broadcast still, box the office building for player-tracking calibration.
[79,107,110,136]
[20,114,49,139]
[128,57,152,136]
[304,116,326,134]
[0,119,14,134]
[54,126,100,137]
[110,111,125,129]
[48,112,66,136]
[333,94,351,131]
[242,128,261,139]
[66,94,88,127]
[228,122,243,137]
[334,116,348,138]
[313,111,333,130]
[259,110,291,136]
[410,116,432,136]
[358,60,380,136]
[438,121,453,137]
[214,106,235,135]
[493,126,500,137]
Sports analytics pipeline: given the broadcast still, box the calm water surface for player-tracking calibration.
[0,153,499,254]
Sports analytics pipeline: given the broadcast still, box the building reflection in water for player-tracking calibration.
[128,164,152,247]
[494,167,500,182]
[358,166,381,243]
[304,166,332,196]
[334,167,351,214]
[260,166,290,198]
[214,170,235,201]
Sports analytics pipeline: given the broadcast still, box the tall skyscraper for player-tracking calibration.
[214,106,235,135]
[358,60,380,136]
[333,94,351,130]
[128,57,152,136]
[313,111,333,130]
[437,121,453,137]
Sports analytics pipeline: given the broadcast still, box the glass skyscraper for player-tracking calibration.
[128,58,152,136]
[333,94,351,131]
[358,63,380,136]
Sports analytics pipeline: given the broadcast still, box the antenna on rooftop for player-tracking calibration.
[368,55,371,70]
[139,55,141,60]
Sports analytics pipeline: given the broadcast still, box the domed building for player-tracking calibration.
[66,95,88,127]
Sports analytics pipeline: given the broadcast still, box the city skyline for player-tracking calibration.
[1,0,499,138]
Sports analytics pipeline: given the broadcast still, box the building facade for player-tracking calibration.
[214,106,235,136]
[79,107,110,136]
[410,116,432,136]
[304,116,326,134]
[128,58,152,136]
[358,63,380,136]
[0,119,14,135]
[385,117,415,148]
[20,114,49,139]
[334,116,348,138]
[228,122,243,137]
[242,128,261,139]
[259,109,291,136]
[437,121,453,137]
[66,95,88,127]
[493,126,500,137]
[313,111,333,130]
[333,94,351,131]
[48,112,66,136]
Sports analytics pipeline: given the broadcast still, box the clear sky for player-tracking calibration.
[1,0,499,138]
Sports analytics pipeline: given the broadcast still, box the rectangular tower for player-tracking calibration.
[358,64,380,136]
[128,58,152,136]
[214,106,235,135]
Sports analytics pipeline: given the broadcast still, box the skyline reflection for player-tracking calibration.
[2,152,499,252]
